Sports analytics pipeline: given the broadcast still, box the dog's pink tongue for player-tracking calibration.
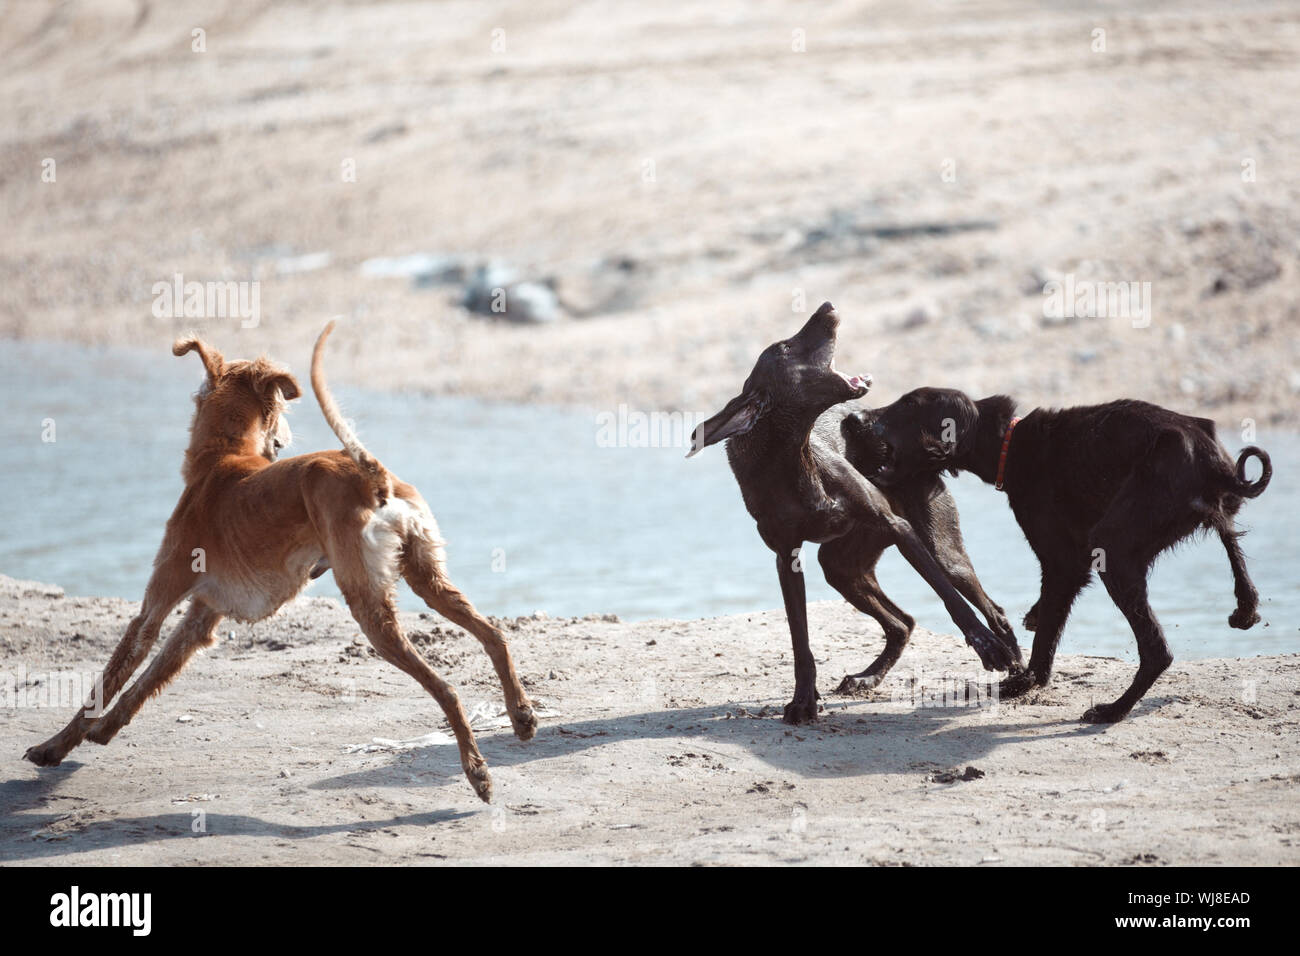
[834,368,871,391]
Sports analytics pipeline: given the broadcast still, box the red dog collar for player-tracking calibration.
[994,417,1020,491]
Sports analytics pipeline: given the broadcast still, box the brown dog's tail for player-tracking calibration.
[312,320,391,504]
[1234,446,1271,498]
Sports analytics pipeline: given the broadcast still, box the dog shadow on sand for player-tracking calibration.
[0,694,1166,861]
[310,691,1153,792]
[0,765,472,863]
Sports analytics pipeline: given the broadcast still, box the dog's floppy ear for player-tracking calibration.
[918,392,980,476]
[255,369,301,404]
[918,432,960,476]
[173,337,224,382]
[687,390,767,458]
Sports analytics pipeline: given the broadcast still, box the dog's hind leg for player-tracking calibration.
[401,534,537,742]
[819,536,914,695]
[344,582,493,802]
[316,494,493,799]
[311,482,492,801]
[24,564,192,767]
[1083,550,1172,724]
[85,601,223,745]
[832,576,914,695]
[1081,460,1196,723]
[1218,522,1261,629]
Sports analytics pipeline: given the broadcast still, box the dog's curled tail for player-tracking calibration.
[1234,446,1272,498]
[312,319,391,504]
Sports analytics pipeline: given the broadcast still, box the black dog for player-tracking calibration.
[870,387,1272,722]
[688,304,1021,723]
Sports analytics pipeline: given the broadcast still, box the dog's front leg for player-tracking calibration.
[86,601,224,746]
[855,478,1011,670]
[837,466,1017,673]
[776,547,819,724]
[889,522,1019,672]
[24,592,180,766]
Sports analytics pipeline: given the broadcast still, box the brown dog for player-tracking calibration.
[23,321,536,801]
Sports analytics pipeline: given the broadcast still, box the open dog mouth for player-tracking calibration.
[818,332,870,396]
[801,306,869,396]
[834,368,871,392]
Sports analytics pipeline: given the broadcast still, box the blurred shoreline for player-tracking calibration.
[2,1,1298,429]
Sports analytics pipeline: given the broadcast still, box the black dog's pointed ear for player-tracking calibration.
[687,391,767,458]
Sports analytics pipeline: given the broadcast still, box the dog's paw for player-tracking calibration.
[834,673,883,697]
[464,756,493,803]
[23,741,66,767]
[988,614,1023,666]
[988,607,1017,641]
[998,671,1042,700]
[1228,607,1260,630]
[1080,701,1130,724]
[966,626,1017,673]
[510,704,539,742]
[1022,605,1039,632]
[782,697,820,725]
[992,626,1025,673]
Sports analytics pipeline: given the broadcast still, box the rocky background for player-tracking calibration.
[2,0,1298,428]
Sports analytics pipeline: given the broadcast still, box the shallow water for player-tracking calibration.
[1,340,1295,661]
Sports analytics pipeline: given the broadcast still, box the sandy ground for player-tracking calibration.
[2,1,1300,428]
[2,574,1297,866]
